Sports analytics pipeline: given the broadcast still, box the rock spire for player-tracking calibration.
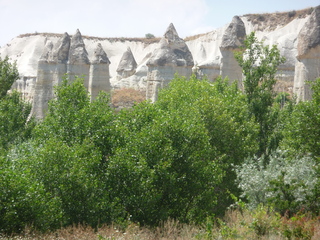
[146,23,194,102]
[68,29,90,64]
[220,16,246,86]
[116,47,137,79]
[147,23,193,67]
[51,32,70,63]
[89,43,111,101]
[294,6,320,100]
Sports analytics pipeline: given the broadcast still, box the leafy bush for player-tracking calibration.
[0,143,63,233]
[145,33,155,39]
[33,76,116,157]
[30,139,111,226]
[281,212,319,240]
[109,98,223,225]
[156,75,259,214]
[0,56,19,99]
[237,150,317,214]
[281,78,320,158]
[0,91,35,151]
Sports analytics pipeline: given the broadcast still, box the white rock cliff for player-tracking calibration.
[1,6,320,118]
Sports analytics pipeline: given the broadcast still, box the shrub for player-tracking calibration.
[145,33,155,39]
[0,144,63,233]
[281,211,319,240]
[288,10,296,18]
[237,150,317,214]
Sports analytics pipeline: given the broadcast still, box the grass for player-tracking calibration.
[184,32,212,42]
[0,220,204,240]
[243,7,314,31]
[17,33,160,44]
[2,207,320,240]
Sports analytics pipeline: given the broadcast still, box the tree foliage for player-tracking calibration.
[237,150,317,215]
[0,91,34,151]
[1,33,320,234]
[235,32,286,157]
[281,78,320,158]
[0,56,19,99]
[145,33,155,39]
[0,56,34,153]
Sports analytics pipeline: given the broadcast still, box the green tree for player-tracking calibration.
[30,76,118,226]
[108,75,258,224]
[0,142,63,233]
[0,91,34,151]
[156,75,258,215]
[0,56,19,99]
[235,32,286,158]
[33,75,116,157]
[110,98,222,225]
[281,78,320,158]
[145,33,155,39]
[0,56,34,152]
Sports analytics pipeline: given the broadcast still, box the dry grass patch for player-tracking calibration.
[184,32,211,42]
[2,211,320,239]
[111,88,146,110]
[1,220,204,240]
[243,7,314,31]
[18,33,160,44]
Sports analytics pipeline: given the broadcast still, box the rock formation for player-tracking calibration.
[1,5,319,111]
[116,47,137,80]
[146,23,194,102]
[220,16,246,86]
[89,43,111,101]
[32,33,71,119]
[294,6,320,101]
[31,30,110,118]
[67,29,90,88]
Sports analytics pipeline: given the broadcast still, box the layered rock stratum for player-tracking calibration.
[1,6,320,118]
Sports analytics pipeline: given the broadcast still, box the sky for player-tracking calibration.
[0,0,319,47]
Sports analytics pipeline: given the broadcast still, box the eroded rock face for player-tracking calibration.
[297,6,320,59]
[32,36,69,119]
[146,23,194,102]
[294,6,320,100]
[220,16,246,85]
[89,43,111,101]
[67,29,90,88]
[147,23,193,68]
[2,6,319,108]
[31,30,111,118]
[116,47,137,79]
[220,16,246,50]
[68,29,90,65]
[39,40,53,62]
[92,43,111,64]
[50,32,70,63]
